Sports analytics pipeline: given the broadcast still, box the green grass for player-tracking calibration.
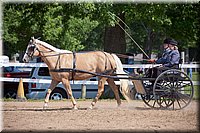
[193,86,199,100]
[191,72,199,81]
[191,72,199,100]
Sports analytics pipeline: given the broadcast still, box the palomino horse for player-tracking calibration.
[23,37,132,109]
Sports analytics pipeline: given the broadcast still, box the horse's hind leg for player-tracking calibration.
[107,78,121,107]
[62,78,77,110]
[90,78,107,109]
[43,79,60,109]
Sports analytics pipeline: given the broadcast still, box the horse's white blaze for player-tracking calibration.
[22,47,30,63]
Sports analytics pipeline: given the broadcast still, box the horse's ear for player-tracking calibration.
[37,37,41,40]
[31,36,35,40]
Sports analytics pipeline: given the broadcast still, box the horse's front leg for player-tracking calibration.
[89,78,107,109]
[61,78,77,110]
[43,80,60,109]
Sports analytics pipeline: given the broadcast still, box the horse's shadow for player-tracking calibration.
[134,106,171,111]
[134,107,157,110]
[3,107,93,112]
[3,106,163,112]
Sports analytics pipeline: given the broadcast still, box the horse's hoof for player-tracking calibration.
[117,105,123,109]
[117,103,122,107]
[88,105,93,110]
[43,103,48,109]
[73,107,78,110]
[72,106,78,110]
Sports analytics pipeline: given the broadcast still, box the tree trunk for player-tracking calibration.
[103,12,126,54]
[144,30,155,59]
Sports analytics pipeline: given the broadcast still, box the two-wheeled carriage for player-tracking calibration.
[130,68,194,110]
[60,66,194,110]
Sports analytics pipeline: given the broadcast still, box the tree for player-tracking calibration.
[121,4,198,59]
[3,3,199,61]
[3,3,101,57]
[104,12,126,54]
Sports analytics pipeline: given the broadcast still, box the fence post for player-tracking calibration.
[189,62,193,78]
[128,56,134,73]
[81,84,86,99]
[181,51,185,72]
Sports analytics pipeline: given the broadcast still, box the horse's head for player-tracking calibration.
[23,37,40,62]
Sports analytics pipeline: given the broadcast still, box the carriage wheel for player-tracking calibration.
[153,69,194,110]
[141,81,161,109]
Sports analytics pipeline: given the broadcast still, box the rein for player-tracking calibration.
[116,53,150,61]
[37,48,149,62]
[33,40,149,61]
[38,49,149,61]
[39,52,71,57]
[36,47,71,57]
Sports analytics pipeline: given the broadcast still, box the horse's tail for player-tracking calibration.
[111,54,132,102]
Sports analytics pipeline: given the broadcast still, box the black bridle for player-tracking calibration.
[25,43,56,58]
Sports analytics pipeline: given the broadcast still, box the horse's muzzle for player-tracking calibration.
[23,58,27,63]
[22,54,29,63]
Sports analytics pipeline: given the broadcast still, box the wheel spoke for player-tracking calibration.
[176,98,182,109]
[176,92,191,101]
[152,100,157,107]
[172,99,175,110]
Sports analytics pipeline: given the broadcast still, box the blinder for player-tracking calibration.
[26,43,38,58]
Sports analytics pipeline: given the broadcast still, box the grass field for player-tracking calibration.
[192,72,199,99]
[191,72,199,81]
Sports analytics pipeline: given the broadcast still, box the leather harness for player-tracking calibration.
[51,51,116,81]
[71,51,76,81]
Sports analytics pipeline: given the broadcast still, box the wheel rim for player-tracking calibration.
[153,69,194,110]
[50,93,63,100]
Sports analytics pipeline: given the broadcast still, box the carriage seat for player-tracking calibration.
[146,59,182,78]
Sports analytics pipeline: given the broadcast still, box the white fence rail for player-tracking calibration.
[0,63,199,85]
[0,62,199,68]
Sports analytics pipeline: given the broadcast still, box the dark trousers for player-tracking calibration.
[147,64,179,78]
[147,66,170,78]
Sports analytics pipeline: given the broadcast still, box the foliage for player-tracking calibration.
[125,4,198,54]
[2,3,199,61]
[3,3,100,55]
[61,16,99,51]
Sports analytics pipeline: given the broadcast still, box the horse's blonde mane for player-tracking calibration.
[35,39,72,53]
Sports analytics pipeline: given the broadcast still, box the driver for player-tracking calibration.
[148,38,180,77]
[163,39,180,68]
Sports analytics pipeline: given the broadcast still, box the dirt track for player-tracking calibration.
[2,99,199,132]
